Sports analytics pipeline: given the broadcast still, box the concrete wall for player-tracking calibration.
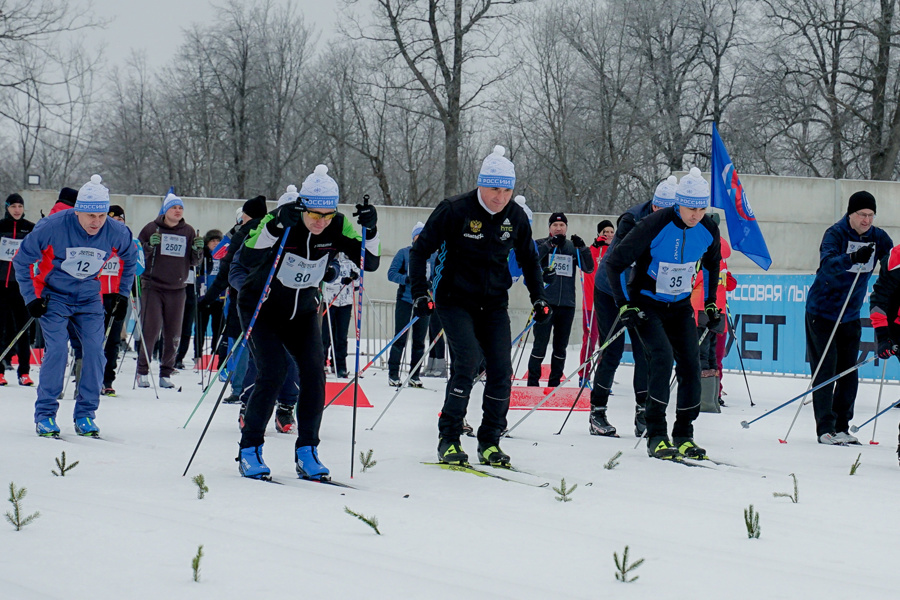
[19,173,900,343]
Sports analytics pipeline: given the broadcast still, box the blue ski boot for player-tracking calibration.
[74,417,99,436]
[36,417,60,437]
[295,445,330,480]
[237,445,270,479]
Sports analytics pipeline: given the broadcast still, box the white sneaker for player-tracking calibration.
[137,375,150,388]
[818,432,846,445]
[834,431,860,445]
[159,377,175,389]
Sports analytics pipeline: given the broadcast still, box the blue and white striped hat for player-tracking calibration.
[74,175,110,213]
[477,145,516,189]
[299,165,339,210]
[161,193,184,214]
[675,167,710,208]
[652,176,678,208]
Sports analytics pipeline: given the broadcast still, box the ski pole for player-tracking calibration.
[554,314,621,435]
[0,316,34,365]
[182,225,290,477]
[182,331,247,428]
[850,381,900,434]
[351,198,370,479]
[503,326,627,438]
[367,330,444,431]
[868,359,889,444]
[725,303,755,407]
[324,315,419,409]
[740,355,877,430]
[780,270,861,443]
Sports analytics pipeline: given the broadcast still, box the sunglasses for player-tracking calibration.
[305,210,337,221]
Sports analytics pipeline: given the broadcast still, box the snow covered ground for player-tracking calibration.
[3,344,900,599]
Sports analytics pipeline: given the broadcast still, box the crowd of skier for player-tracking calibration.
[1,145,898,481]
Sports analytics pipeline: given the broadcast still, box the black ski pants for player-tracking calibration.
[240,308,324,449]
[805,312,860,436]
[101,294,126,386]
[322,304,352,373]
[0,284,31,375]
[388,298,429,379]
[428,309,445,359]
[590,290,648,408]
[437,303,512,445]
[635,299,701,440]
[176,286,197,363]
[527,305,575,387]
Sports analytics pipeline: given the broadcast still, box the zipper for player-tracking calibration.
[4,220,15,286]
[289,233,307,321]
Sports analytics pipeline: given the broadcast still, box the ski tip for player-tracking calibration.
[740,421,749,429]
[778,439,787,444]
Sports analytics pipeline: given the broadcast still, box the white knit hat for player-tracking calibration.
[675,167,710,208]
[161,192,184,214]
[514,194,533,224]
[75,174,110,213]
[652,175,678,208]
[299,165,339,210]
[477,145,516,189]
[277,184,299,208]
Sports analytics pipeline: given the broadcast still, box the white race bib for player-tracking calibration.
[0,237,22,262]
[655,261,695,295]
[210,259,220,277]
[553,254,573,278]
[277,253,328,290]
[160,234,187,257]
[61,247,107,279]
[101,256,120,277]
[847,241,875,273]
[186,270,196,284]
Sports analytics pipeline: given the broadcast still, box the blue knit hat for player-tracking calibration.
[162,193,184,214]
[75,175,110,213]
[477,145,515,189]
[411,221,425,240]
[300,165,339,210]
[675,168,710,208]
[652,176,678,208]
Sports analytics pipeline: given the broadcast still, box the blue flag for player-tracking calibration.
[710,123,772,270]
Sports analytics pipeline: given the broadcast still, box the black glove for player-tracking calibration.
[875,327,897,359]
[618,304,646,328]
[542,265,556,284]
[111,294,129,320]
[324,263,338,284]
[571,234,585,249]
[533,299,552,324]
[341,271,360,285]
[412,295,434,318]
[27,298,47,319]
[850,244,874,264]
[198,294,214,308]
[704,302,722,331]
[549,234,567,248]
[353,195,377,233]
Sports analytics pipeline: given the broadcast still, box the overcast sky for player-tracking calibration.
[87,0,341,69]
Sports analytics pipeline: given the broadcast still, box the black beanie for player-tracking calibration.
[204,229,224,246]
[597,219,613,233]
[108,205,125,219]
[847,191,876,215]
[549,212,568,225]
[242,195,268,219]
[58,187,78,206]
[6,193,23,207]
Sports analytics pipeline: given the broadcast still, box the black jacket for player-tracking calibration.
[409,189,544,310]
[536,236,594,308]
[0,211,35,288]
[870,251,900,338]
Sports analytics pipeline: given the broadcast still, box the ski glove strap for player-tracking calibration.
[533,299,553,324]
[875,326,897,359]
[412,296,434,318]
[617,304,645,328]
[704,302,722,330]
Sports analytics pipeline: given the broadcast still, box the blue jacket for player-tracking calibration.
[807,216,893,322]
[389,245,436,304]
[13,210,137,305]
[606,206,721,306]
[595,200,654,300]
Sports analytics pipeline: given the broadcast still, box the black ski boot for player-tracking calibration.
[274,403,296,434]
[634,405,647,438]
[437,438,468,465]
[674,437,708,460]
[477,441,511,467]
[647,436,679,460]
[589,407,618,437]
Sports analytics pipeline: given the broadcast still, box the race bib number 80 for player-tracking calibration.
[277,253,328,290]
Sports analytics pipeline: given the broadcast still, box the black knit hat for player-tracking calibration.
[847,191,876,215]
[6,193,23,206]
[242,195,268,220]
[597,219,613,233]
[108,205,125,219]
[549,212,568,225]
[58,187,78,206]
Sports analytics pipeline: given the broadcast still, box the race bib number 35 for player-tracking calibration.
[0,237,23,262]
[277,253,328,290]
[160,234,187,257]
[656,261,695,295]
[61,247,107,279]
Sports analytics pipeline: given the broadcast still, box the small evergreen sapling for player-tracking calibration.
[850,454,862,476]
[744,504,760,539]
[773,473,799,503]
[553,478,577,502]
[51,451,79,476]
[5,482,40,531]
[344,506,381,535]
[192,474,209,499]
[613,545,644,582]
[192,545,204,582]
[359,449,377,472]
[604,451,623,470]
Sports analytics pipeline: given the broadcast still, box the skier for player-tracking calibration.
[868,242,900,464]
[577,219,614,386]
[408,145,550,467]
[234,170,380,480]
[527,212,594,387]
[605,168,721,460]
[806,191,892,444]
[136,193,203,389]
[14,175,137,437]
[588,177,677,437]
[0,193,36,386]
